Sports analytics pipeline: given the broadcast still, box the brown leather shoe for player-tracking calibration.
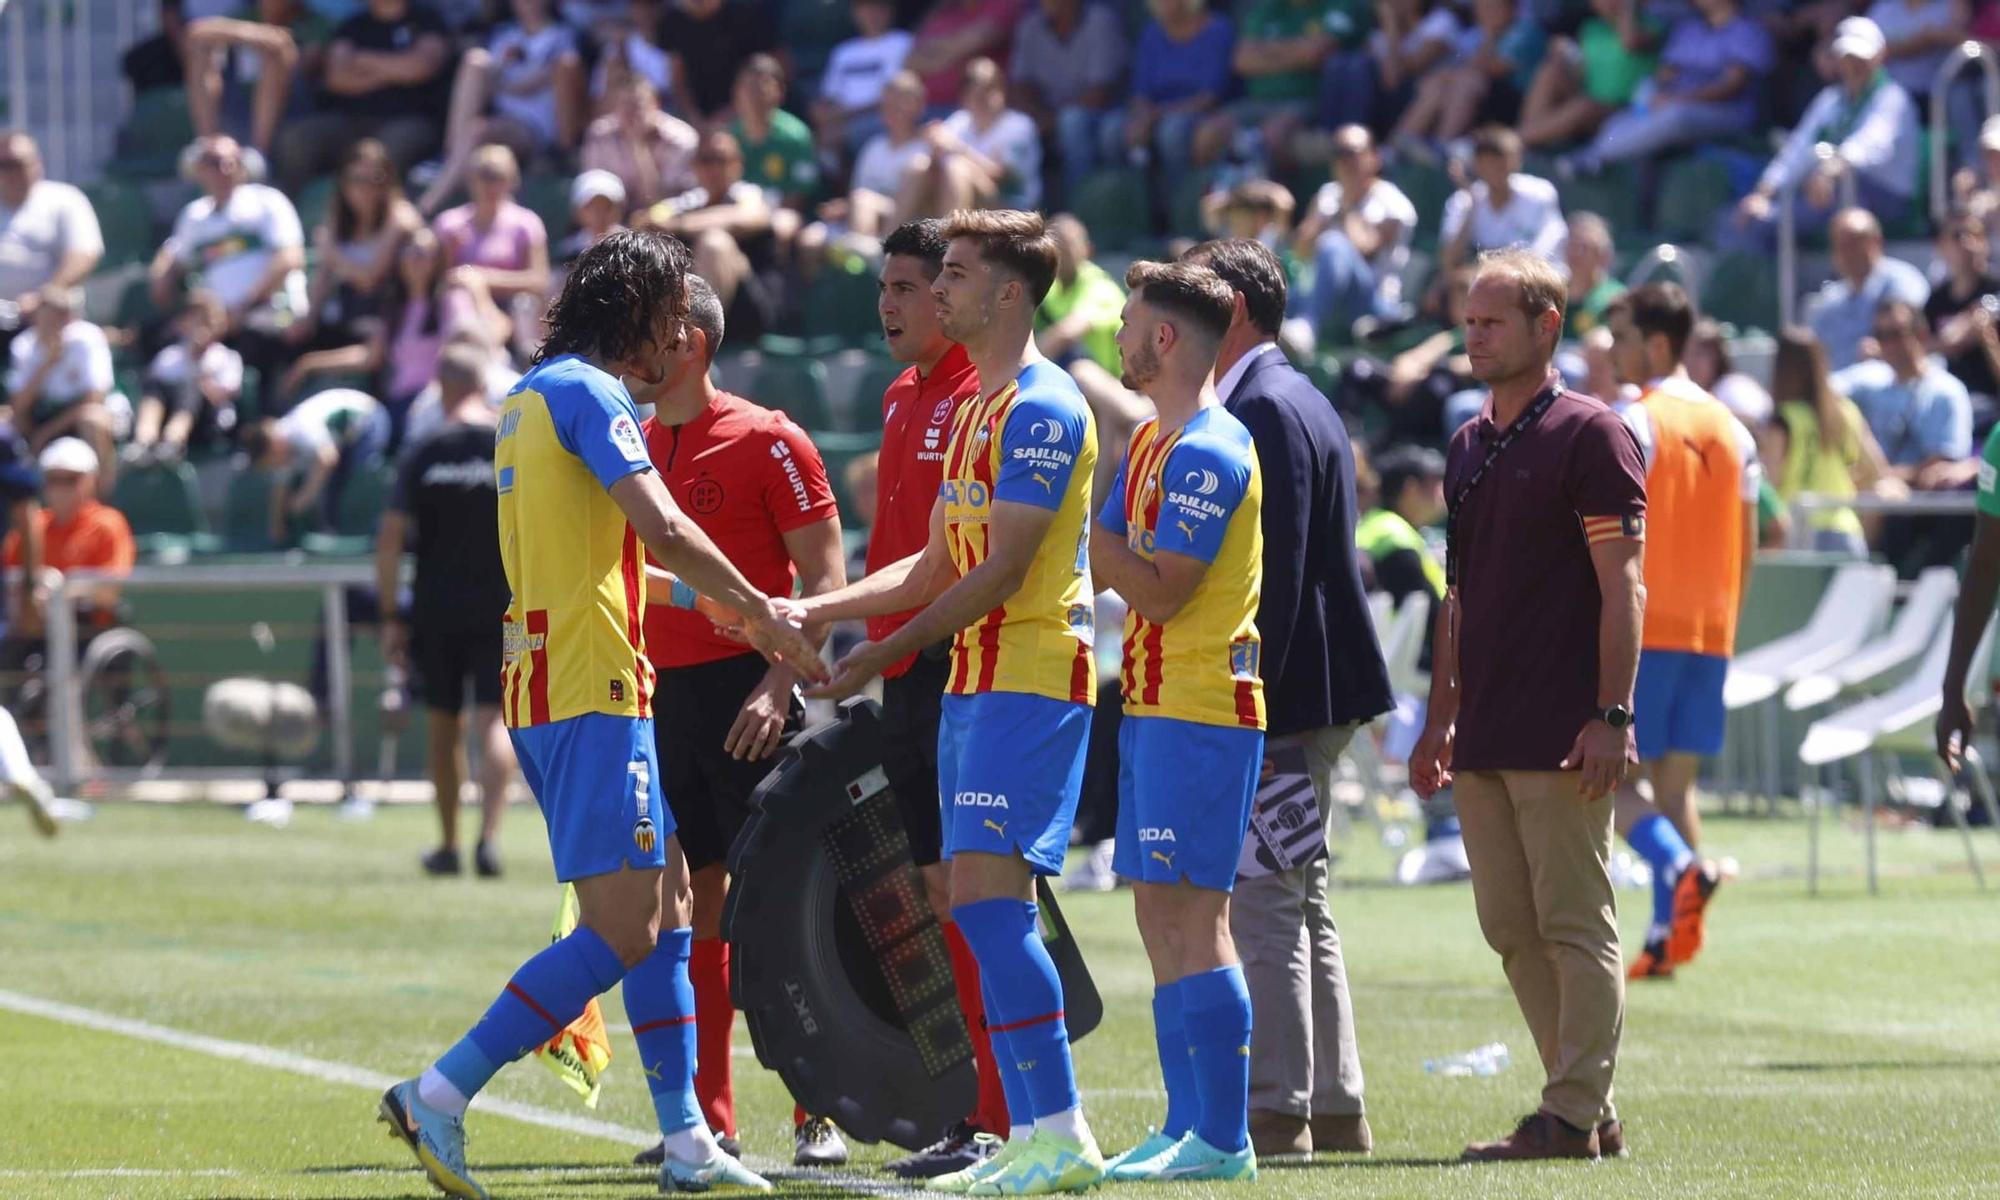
[1248,1110,1312,1158]
[1309,1113,1373,1154]
[1597,1118,1626,1158]
[1462,1111,1601,1162]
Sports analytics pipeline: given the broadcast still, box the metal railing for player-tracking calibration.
[1931,41,2000,225]
[0,0,148,183]
[43,562,374,794]
[1776,146,1859,330]
[1783,490,1977,549]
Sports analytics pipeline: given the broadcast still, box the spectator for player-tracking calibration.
[132,290,244,462]
[125,0,190,96]
[583,73,700,212]
[808,71,933,247]
[1391,0,1547,151]
[1768,325,1893,555]
[1344,264,1476,446]
[0,133,103,329]
[658,0,776,124]
[292,138,422,374]
[557,169,627,265]
[1804,207,1929,371]
[1562,211,1623,339]
[1037,213,1127,376]
[1093,0,1235,183]
[400,325,518,448]
[5,288,117,489]
[1722,18,1918,253]
[1867,0,1972,103]
[432,143,552,351]
[729,56,820,213]
[1203,178,1298,252]
[1194,0,1365,177]
[903,0,1027,112]
[1925,211,2000,408]
[1291,124,1415,343]
[245,386,390,540]
[1011,0,1128,204]
[272,0,451,191]
[1317,0,1458,138]
[926,58,1043,211]
[638,131,779,339]
[811,0,915,155]
[184,0,331,161]
[1953,116,2000,225]
[1517,0,1659,150]
[1565,0,1773,173]
[1685,317,1774,425]
[1438,126,1566,276]
[1832,298,1973,485]
[587,0,673,108]
[416,0,586,215]
[1,439,134,619]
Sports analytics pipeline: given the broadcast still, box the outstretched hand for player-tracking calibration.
[804,640,889,702]
[741,600,829,684]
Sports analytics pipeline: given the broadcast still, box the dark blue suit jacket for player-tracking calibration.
[1224,348,1392,737]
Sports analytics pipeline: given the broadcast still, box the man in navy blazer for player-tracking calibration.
[1182,238,1393,1158]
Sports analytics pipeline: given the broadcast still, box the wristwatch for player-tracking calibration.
[1599,704,1633,730]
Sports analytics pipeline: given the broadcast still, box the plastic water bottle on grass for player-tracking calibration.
[1424,1043,1510,1077]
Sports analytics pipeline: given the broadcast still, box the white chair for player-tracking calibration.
[1725,562,1898,805]
[1797,616,2000,894]
[1380,594,1434,701]
[1784,566,1959,711]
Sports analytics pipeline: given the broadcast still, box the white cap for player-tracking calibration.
[38,436,98,476]
[1830,16,1885,61]
[570,169,628,212]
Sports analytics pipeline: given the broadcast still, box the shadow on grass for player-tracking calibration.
[1760,1059,2000,1073]
[1260,1155,1466,1170]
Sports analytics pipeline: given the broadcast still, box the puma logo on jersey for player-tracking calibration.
[984,818,1008,838]
[1175,518,1198,541]
[1033,471,1053,491]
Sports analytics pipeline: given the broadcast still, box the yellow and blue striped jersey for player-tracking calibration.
[496,354,656,728]
[1102,406,1265,729]
[939,360,1098,705]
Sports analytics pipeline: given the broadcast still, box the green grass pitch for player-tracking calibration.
[2,802,1997,1199]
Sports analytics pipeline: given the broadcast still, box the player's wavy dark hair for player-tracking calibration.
[534,229,693,368]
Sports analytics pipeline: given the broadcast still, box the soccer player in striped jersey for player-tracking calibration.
[790,209,1107,1196]
[1091,261,1266,1183]
[378,231,822,1200]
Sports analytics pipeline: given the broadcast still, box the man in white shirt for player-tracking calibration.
[5,288,117,482]
[0,133,104,326]
[150,135,307,403]
[1291,125,1416,342]
[1439,125,1567,274]
[812,0,913,153]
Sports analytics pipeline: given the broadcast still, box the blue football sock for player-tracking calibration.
[436,925,626,1100]
[623,926,703,1135]
[1180,965,1252,1153]
[981,978,1032,1130]
[1627,813,1695,938]
[1152,984,1196,1138]
[953,898,1079,1120]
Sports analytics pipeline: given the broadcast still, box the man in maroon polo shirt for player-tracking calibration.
[1410,248,1648,1163]
[868,218,1013,1179]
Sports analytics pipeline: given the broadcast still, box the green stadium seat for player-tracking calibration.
[84,180,157,269]
[1384,159,1453,251]
[778,0,856,104]
[751,356,834,430]
[811,430,883,530]
[219,469,278,553]
[1558,160,1639,240]
[292,175,338,239]
[1071,168,1151,253]
[848,355,906,433]
[335,462,397,537]
[109,89,194,180]
[799,267,881,345]
[517,172,576,246]
[1654,158,1734,245]
[1703,250,1780,335]
[112,461,207,537]
[1167,169,1217,241]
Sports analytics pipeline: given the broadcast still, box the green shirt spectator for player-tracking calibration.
[1977,422,2000,517]
[1038,258,1126,375]
[1567,276,1627,340]
[732,108,819,206]
[1577,12,1659,106]
[1239,0,1371,102]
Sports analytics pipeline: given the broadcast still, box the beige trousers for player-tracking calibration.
[1453,769,1623,1130]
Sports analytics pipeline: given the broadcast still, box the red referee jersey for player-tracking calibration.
[641,390,838,668]
[867,344,980,677]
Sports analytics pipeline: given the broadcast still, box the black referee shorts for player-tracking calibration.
[880,643,951,868]
[411,621,503,714]
[653,652,804,873]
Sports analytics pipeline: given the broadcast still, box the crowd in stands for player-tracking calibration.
[1,0,1998,578]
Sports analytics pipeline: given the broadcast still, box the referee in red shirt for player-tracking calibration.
[630,276,852,1168]
[868,219,1013,1180]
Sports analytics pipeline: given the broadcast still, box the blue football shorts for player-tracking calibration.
[937,690,1092,875]
[508,712,670,882]
[1633,649,1729,761]
[1113,714,1264,892]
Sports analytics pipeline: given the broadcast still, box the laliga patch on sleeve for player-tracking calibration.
[610,413,646,460]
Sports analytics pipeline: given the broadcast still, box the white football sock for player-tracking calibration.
[1009,1123,1033,1144]
[664,1122,721,1164]
[416,1067,470,1117]
[1035,1107,1089,1144]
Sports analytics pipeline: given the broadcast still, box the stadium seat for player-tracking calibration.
[799,267,881,345]
[1702,251,1781,335]
[112,460,216,559]
[1654,158,1734,245]
[335,463,397,537]
[1558,160,1639,241]
[517,172,575,245]
[811,429,882,529]
[1071,168,1151,253]
[819,349,902,432]
[1167,169,1218,241]
[1385,159,1453,251]
[751,356,834,430]
[83,180,157,269]
[778,0,856,106]
[291,175,338,239]
[109,89,194,179]
[1784,566,1959,712]
[219,469,279,553]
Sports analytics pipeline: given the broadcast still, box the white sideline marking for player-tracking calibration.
[0,988,655,1148]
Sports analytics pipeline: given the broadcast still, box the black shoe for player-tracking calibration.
[794,1116,849,1167]
[420,847,461,877]
[886,1121,999,1179]
[634,1132,738,1166]
[474,842,502,878]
